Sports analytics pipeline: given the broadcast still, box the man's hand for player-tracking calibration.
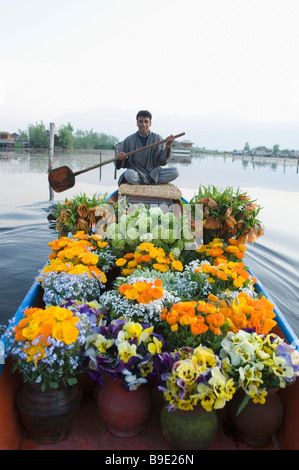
[117,151,128,161]
[166,135,175,149]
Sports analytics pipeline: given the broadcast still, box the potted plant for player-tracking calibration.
[49,193,110,236]
[159,299,230,351]
[84,316,164,436]
[115,241,184,277]
[154,345,235,449]
[99,275,180,325]
[4,304,94,443]
[220,330,299,446]
[189,185,264,244]
[38,231,116,305]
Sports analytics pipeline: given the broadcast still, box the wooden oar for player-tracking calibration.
[48,132,185,192]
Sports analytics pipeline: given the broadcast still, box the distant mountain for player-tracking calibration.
[2,106,298,152]
[55,106,299,151]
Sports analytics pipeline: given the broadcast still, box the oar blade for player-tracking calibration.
[48,166,75,193]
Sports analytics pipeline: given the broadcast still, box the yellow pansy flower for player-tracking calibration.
[148,336,162,355]
[118,341,137,363]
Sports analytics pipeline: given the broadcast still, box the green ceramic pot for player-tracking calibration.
[160,404,218,450]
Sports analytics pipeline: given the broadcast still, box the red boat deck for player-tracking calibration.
[19,388,280,452]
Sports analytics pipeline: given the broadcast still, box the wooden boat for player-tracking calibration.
[1,184,299,451]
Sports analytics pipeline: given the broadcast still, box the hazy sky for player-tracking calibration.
[1,0,299,149]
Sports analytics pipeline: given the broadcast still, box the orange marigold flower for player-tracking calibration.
[209,248,224,257]
[124,253,135,259]
[166,313,178,325]
[141,254,151,263]
[207,294,219,303]
[127,260,138,268]
[119,284,131,295]
[228,238,239,246]
[190,321,209,335]
[206,313,225,335]
[160,308,168,321]
[150,287,164,299]
[217,270,228,281]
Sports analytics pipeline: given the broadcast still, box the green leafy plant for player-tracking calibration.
[190,185,264,244]
[50,193,110,236]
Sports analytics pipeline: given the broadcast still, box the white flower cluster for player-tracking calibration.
[40,272,105,306]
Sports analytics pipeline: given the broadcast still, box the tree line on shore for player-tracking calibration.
[17,121,119,150]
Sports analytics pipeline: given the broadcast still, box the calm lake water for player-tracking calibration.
[1,149,298,337]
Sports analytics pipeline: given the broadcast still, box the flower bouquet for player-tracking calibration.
[5,305,93,390]
[159,297,230,351]
[219,330,299,412]
[50,192,111,236]
[189,185,264,244]
[195,238,248,263]
[85,317,163,390]
[100,275,180,325]
[38,231,116,305]
[186,258,257,300]
[115,242,183,277]
[154,346,235,411]
[222,292,277,335]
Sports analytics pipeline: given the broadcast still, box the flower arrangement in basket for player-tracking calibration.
[38,231,116,305]
[154,346,235,411]
[219,330,299,412]
[5,305,94,390]
[85,317,164,390]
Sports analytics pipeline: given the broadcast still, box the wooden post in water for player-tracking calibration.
[48,122,55,201]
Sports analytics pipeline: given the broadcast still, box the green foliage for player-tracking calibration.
[50,192,109,236]
[28,121,49,148]
[58,122,75,149]
[73,129,118,150]
[17,122,119,149]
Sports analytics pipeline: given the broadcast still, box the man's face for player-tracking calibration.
[137,116,151,136]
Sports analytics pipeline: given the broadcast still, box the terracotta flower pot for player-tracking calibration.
[228,388,284,446]
[97,376,152,437]
[17,381,82,444]
[160,404,218,450]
